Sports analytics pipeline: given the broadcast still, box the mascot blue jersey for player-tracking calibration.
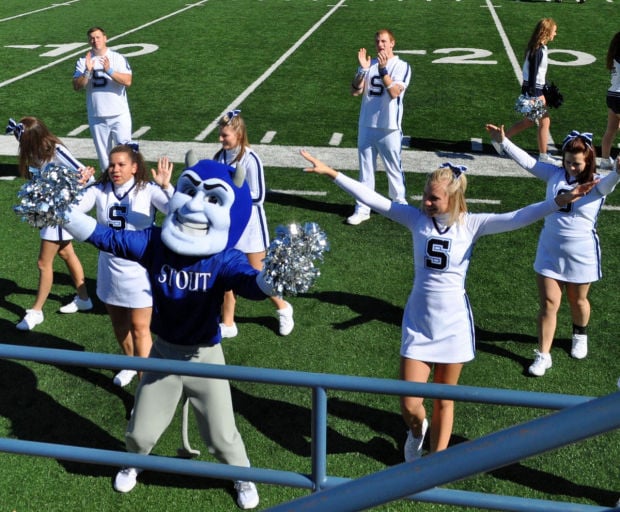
[87,224,268,346]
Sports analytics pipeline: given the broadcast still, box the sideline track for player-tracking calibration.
[0,135,534,179]
[5,135,620,210]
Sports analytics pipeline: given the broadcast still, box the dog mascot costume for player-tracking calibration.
[64,158,273,509]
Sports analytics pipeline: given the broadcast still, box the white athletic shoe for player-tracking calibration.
[114,467,141,493]
[528,350,552,377]
[220,322,238,338]
[277,302,294,336]
[346,212,370,226]
[59,296,93,314]
[16,309,44,331]
[113,369,137,387]
[600,157,614,171]
[404,418,428,462]
[571,334,588,359]
[235,481,259,509]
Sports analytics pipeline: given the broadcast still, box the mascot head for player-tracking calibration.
[161,155,251,256]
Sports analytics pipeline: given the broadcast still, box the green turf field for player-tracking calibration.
[1,1,619,510]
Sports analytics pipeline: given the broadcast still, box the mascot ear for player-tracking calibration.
[233,163,246,188]
[185,149,199,168]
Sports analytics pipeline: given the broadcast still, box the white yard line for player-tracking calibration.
[0,0,80,23]
[485,0,522,83]
[194,0,349,141]
[0,1,208,89]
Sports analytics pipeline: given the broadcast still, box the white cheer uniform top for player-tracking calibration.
[502,138,620,282]
[359,56,411,131]
[73,49,132,118]
[333,172,560,363]
[609,58,620,97]
[216,146,269,253]
[522,46,548,90]
[77,178,173,307]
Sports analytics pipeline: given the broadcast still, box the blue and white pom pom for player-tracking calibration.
[514,94,546,123]
[14,164,83,228]
[262,222,330,296]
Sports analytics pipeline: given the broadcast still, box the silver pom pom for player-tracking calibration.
[13,164,83,228]
[514,94,546,124]
[262,222,330,296]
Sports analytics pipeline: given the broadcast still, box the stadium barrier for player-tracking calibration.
[0,343,617,511]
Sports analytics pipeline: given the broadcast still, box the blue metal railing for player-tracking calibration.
[269,391,620,512]
[0,343,616,511]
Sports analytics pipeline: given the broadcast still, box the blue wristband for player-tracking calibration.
[379,67,388,77]
[106,68,115,75]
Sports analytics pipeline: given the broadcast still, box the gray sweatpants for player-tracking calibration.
[125,338,250,468]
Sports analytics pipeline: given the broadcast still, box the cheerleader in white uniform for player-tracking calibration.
[76,143,173,386]
[487,125,620,376]
[7,117,94,331]
[601,31,620,170]
[503,18,557,163]
[348,29,411,225]
[300,149,595,461]
[213,110,294,338]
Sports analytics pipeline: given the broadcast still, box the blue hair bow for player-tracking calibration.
[441,162,467,179]
[225,109,241,122]
[119,141,140,153]
[562,130,593,150]
[6,118,24,141]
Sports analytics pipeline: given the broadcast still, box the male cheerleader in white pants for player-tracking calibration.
[73,26,133,172]
[348,28,411,225]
